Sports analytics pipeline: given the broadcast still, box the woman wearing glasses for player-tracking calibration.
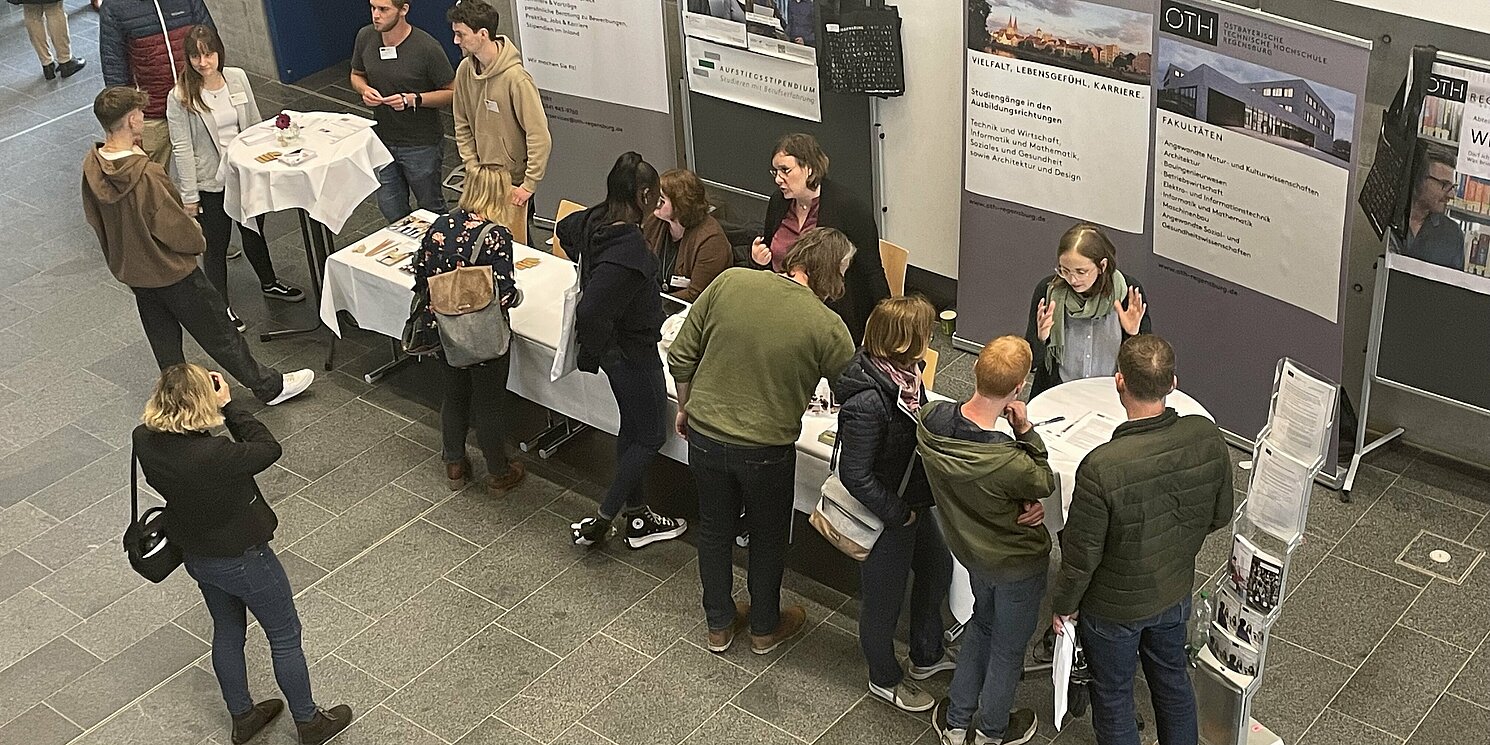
[750,133,889,343]
[1025,222,1150,397]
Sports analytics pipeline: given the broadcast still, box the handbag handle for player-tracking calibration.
[454,221,500,267]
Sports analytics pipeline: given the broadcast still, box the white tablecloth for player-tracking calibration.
[319,212,831,509]
[219,111,392,233]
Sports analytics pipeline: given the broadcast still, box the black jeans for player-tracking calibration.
[688,429,796,635]
[859,512,952,688]
[132,269,283,402]
[197,189,276,303]
[440,353,513,471]
[598,354,666,519]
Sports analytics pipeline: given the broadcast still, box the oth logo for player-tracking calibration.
[1426,73,1467,103]
[1161,1,1218,47]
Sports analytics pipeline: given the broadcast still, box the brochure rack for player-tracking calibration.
[1196,359,1338,745]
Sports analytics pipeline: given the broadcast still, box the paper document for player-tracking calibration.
[1246,443,1311,541]
[1053,618,1077,730]
[314,117,373,144]
[1051,411,1121,453]
[1267,360,1337,464]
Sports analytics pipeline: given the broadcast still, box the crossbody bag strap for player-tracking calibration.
[895,450,917,497]
[130,448,141,523]
[459,221,499,266]
[829,434,842,473]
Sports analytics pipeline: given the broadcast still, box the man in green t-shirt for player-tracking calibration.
[668,227,855,656]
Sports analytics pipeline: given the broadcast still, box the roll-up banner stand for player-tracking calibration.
[957,0,1369,477]
[513,0,679,219]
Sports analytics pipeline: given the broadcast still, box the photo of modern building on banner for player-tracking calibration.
[1158,62,1351,164]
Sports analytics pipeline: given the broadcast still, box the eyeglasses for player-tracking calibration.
[1055,264,1097,280]
[769,165,796,179]
[1425,175,1457,192]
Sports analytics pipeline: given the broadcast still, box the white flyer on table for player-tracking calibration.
[1050,410,1121,454]
[1053,618,1077,730]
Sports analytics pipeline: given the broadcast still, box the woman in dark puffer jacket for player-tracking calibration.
[832,295,955,714]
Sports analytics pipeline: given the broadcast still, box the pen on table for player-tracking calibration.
[1034,416,1065,428]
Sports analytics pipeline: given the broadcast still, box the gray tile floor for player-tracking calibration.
[3,5,1490,745]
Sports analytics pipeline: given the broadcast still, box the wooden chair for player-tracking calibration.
[921,347,940,392]
[550,200,585,260]
[880,239,909,297]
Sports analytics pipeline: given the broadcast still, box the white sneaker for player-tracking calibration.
[868,679,935,712]
[266,369,314,405]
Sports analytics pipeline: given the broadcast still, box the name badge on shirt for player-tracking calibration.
[485,99,501,113]
[229,91,248,106]
[379,45,398,60]
[669,275,691,289]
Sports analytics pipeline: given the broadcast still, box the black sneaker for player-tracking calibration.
[227,307,246,333]
[623,508,687,549]
[58,58,87,78]
[571,516,611,546]
[262,280,305,303]
[972,708,1037,745]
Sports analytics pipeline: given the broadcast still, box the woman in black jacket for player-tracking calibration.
[751,133,889,343]
[831,296,954,713]
[412,164,526,493]
[132,364,352,745]
[557,152,687,550]
[1025,222,1151,397]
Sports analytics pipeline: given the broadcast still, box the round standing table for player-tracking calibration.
[217,111,393,366]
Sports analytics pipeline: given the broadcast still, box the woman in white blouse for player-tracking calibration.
[167,25,303,333]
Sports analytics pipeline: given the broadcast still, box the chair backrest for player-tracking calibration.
[880,239,909,297]
[551,200,586,260]
[921,348,939,392]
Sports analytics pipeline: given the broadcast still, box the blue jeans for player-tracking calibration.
[376,143,448,222]
[859,513,951,688]
[184,544,317,723]
[946,568,1046,738]
[1079,598,1197,745]
[598,354,666,519]
[687,430,796,635]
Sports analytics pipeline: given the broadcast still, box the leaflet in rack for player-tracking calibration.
[1266,359,1338,465]
[1227,535,1283,615]
[1245,443,1313,542]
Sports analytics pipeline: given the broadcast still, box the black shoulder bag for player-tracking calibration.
[122,450,182,583]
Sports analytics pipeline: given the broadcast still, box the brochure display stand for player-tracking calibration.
[1195,359,1338,745]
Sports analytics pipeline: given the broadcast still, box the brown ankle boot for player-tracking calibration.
[483,460,526,492]
[750,605,807,655]
[231,699,283,744]
[446,458,471,489]
[296,704,353,745]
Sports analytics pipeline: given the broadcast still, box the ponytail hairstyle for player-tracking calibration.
[598,151,660,226]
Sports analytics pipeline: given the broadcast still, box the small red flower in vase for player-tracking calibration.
[274,112,300,146]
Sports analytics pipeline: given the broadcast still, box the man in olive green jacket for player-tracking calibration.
[1051,335,1233,745]
[918,336,1051,745]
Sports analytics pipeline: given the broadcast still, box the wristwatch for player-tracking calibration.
[414,92,423,109]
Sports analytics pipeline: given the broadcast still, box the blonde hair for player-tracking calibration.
[459,165,512,222]
[974,336,1032,398]
[142,364,224,434]
[863,296,935,367]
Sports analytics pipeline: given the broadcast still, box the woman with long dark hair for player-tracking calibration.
[132,363,352,745]
[557,152,688,549]
[166,24,303,333]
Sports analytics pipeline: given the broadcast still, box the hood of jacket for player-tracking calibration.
[472,36,526,80]
[916,403,1033,487]
[84,145,151,205]
[588,221,657,276]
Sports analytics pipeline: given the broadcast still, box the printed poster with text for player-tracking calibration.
[1151,0,1368,323]
[964,0,1154,234]
[515,0,669,113]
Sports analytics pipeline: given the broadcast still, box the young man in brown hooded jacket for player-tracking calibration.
[82,86,313,406]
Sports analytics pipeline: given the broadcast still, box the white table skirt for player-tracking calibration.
[219,112,392,234]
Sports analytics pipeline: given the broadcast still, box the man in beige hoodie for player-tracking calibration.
[82,87,313,406]
[448,0,551,243]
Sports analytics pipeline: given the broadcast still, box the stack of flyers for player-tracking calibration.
[1215,588,1267,647]
[1228,535,1284,614]
[1207,623,1260,678]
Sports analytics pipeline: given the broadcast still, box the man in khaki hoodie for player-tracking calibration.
[448,0,550,243]
[82,87,313,406]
